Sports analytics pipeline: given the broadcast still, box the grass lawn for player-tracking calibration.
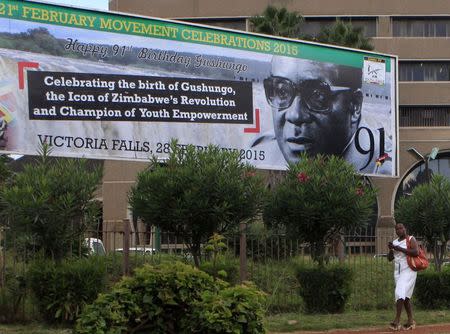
[0,324,71,334]
[2,310,450,333]
[265,309,450,332]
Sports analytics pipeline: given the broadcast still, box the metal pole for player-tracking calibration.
[239,222,247,282]
[155,226,161,252]
[425,158,430,184]
[0,227,4,287]
[123,219,130,276]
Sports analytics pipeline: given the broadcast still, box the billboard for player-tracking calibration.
[0,0,398,176]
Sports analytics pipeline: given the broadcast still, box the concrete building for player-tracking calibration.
[103,0,450,251]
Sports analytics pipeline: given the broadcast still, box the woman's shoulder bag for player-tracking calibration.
[406,235,429,272]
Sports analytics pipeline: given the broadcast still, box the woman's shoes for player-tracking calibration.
[389,322,402,331]
[403,320,416,330]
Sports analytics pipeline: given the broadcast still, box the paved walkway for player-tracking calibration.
[270,323,450,333]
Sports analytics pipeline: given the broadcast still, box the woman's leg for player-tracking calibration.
[404,298,415,326]
[394,298,404,325]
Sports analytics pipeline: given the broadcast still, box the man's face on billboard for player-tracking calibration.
[264,57,360,163]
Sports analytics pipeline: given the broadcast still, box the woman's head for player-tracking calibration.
[395,223,407,238]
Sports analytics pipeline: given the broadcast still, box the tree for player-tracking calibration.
[317,19,374,51]
[251,6,374,51]
[0,145,103,261]
[395,174,450,271]
[249,5,304,38]
[264,154,376,265]
[129,141,265,267]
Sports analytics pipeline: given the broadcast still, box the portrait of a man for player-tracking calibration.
[254,55,391,174]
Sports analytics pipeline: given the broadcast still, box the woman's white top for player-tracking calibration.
[392,237,417,301]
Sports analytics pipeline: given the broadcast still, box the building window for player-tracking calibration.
[393,18,450,37]
[302,17,376,38]
[399,61,450,81]
[400,106,450,127]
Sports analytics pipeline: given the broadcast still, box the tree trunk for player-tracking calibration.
[191,239,201,268]
[311,241,327,266]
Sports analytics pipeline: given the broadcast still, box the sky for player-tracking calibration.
[27,0,109,11]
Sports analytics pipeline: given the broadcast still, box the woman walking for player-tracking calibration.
[388,222,419,331]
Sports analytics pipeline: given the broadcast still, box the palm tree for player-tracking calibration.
[250,5,304,38]
[317,19,374,51]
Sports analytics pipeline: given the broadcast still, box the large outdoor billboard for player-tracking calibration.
[0,0,398,176]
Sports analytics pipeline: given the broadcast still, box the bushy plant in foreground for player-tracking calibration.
[75,261,266,334]
[188,283,266,333]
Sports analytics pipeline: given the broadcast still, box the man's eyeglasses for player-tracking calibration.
[263,76,353,113]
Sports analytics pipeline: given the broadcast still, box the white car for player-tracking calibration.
[115,246,156,255]
[85,238,106,256]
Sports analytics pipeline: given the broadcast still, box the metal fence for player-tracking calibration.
[0,224,414,319]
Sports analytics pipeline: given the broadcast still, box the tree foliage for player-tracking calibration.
[250,6,374,51]
[129,141,266,266]
[250,5,304,38]
[264,154,376,265]
[317,19,374,50]
[395,174,450,271]
[0,145,103,261]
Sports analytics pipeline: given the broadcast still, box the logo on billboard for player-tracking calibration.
[363,57,386,86]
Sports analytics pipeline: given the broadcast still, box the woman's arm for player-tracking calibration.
[392,237,419,257]
[388,249,394,261]
[388,241,394,261]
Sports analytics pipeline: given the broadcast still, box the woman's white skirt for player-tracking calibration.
[394,262,417,301]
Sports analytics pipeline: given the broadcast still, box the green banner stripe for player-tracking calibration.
[0,0,392,71]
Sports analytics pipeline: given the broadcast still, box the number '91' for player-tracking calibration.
[355,127,386,171]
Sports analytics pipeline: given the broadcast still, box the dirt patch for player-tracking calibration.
[270,323,450,334]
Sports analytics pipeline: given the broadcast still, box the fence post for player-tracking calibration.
[123,219,130,276]
[337,235,345,263]
[239,222,247,282]
[0,227,4,287]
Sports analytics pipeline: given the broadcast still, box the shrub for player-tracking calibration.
[415,268,450,309]
[295,264,353,313]
[1,145,103,261]
[200,253,240,285]
[103,252,196,285]
[75,262,221,333]
[0,271,27,323]
[188,283,266,334]
[129,142,266,267]
[395,174,450,271]
[264,154,376,265]
[75,262,266,334]
[27,257,107,323]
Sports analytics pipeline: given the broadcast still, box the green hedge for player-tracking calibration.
[189,283,266,333]
[295,264,353,313]
[75,261,266,334]
[415,268,450,309]
[27,257,108,324]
